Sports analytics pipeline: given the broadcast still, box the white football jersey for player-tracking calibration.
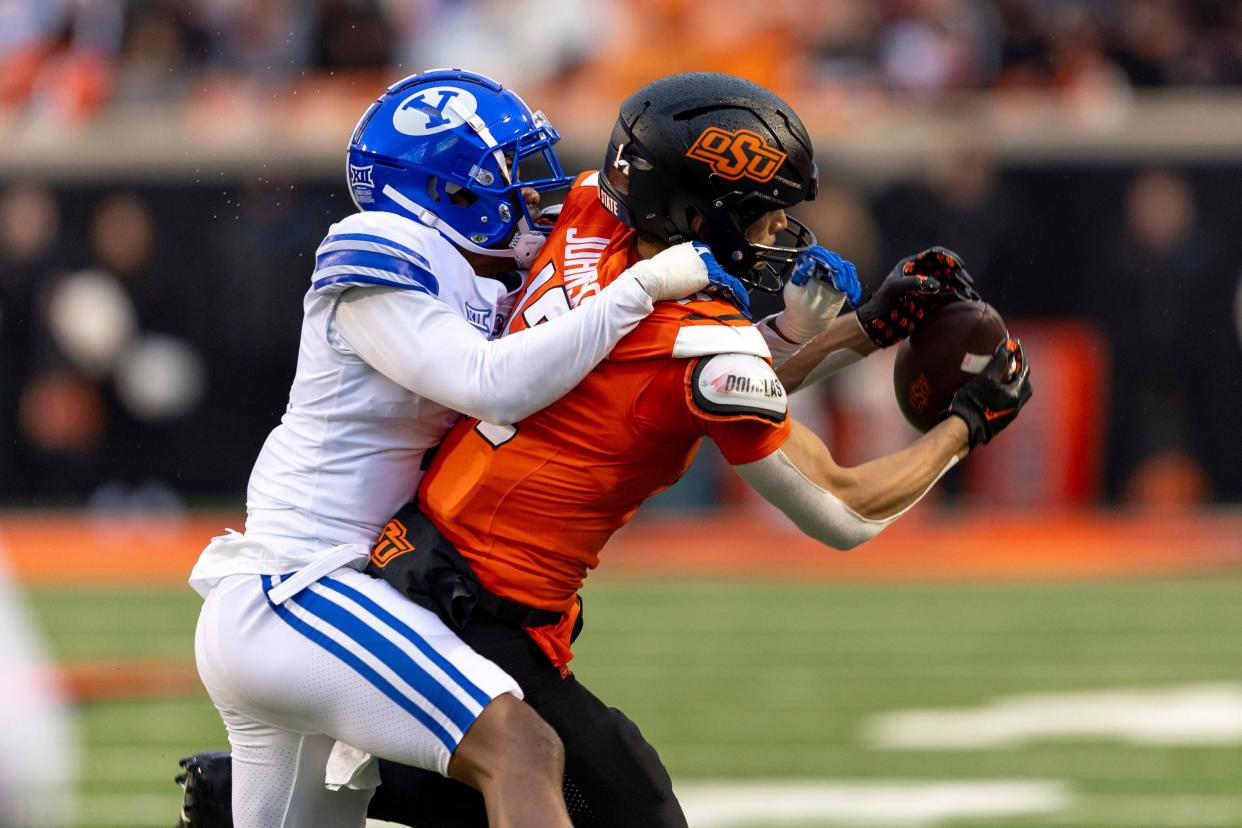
[246,210,515,545]
[190,209,655,594]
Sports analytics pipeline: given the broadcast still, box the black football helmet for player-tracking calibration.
[597,72,818,292]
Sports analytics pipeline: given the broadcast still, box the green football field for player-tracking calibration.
[28,576,1242,828]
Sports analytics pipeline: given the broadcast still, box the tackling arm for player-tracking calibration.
[759,245,862,369]
[335,242,732,424]
[335,275,655,425]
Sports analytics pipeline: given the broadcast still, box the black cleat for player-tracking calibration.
[175,751,233,828]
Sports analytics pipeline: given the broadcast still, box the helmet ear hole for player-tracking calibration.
[444,181,479,207]
[427,177,480,207]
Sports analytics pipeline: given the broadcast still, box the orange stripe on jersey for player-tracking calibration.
[419,172,790,667]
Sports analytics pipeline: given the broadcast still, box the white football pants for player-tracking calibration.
[195,568,521,828]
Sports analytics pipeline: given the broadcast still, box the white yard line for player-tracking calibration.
[868,682,1242,748]
[674,779,1070,826]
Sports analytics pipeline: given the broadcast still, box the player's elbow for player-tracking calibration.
[809,523,873,552]
[828,532,868,552]
[474,406,519,427]
[470,372,550,424]
[785,507,883,552]
[468,393,535,426]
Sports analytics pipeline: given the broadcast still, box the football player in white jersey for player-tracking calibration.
[189,69,743,828]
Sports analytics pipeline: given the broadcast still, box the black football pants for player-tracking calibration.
[367,608,688,828]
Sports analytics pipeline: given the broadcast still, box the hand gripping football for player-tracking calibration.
[892,301,1009,432]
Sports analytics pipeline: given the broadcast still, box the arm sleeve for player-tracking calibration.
[798,347,867,389]
[333,275,654,424]
[733,449,957,550]
[756,314,805,368]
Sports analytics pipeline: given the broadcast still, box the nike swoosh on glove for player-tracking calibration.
[943,337,1034,448]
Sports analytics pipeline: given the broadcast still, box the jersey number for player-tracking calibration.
[475,421,518,448]
[520,263,571,328]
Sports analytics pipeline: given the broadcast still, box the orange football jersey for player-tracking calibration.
[418,172,790,666]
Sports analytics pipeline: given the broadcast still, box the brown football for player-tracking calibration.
[892,301,1009,432]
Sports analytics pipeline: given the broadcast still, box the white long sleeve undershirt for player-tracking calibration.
[333,274,654,425]
[756,314,806,368]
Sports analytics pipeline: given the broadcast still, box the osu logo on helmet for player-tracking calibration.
[685,127,787,183]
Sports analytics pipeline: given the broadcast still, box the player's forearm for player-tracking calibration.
[735,418,966,551]
[435,274,653,423]
[466,274,652,422]
[832,416,968,519]
[776,312,877,392]
[781,417,966,520]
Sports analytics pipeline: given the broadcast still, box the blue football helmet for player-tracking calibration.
[346,69,573,266]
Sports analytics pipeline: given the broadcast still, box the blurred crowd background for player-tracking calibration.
[6,0,1242,113]
[2,0,1241,511]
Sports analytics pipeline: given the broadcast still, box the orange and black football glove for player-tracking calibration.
[943,337,1033,448]
[856,247,980,347]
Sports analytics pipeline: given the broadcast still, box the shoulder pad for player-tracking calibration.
[672,322,771,359]
[312,211,441,297]
[690,353,787,422]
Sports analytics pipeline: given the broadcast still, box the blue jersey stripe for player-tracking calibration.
[318,577,493,708]
[314,249,440,294]
[312,274,433,293]
[321,233,432,270]
[289,586,481,734]
[259,577,461,754]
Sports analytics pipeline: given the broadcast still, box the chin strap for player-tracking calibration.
[384,183,547,268]
[382,184,515,258]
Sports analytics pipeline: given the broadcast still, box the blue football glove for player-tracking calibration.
[771,245,861,342]
[790,245,863,309]
[691,241,752,319]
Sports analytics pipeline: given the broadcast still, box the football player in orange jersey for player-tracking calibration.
[362,73,1035,827]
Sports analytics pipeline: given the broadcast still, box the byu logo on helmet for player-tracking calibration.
[392,86,478,136]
